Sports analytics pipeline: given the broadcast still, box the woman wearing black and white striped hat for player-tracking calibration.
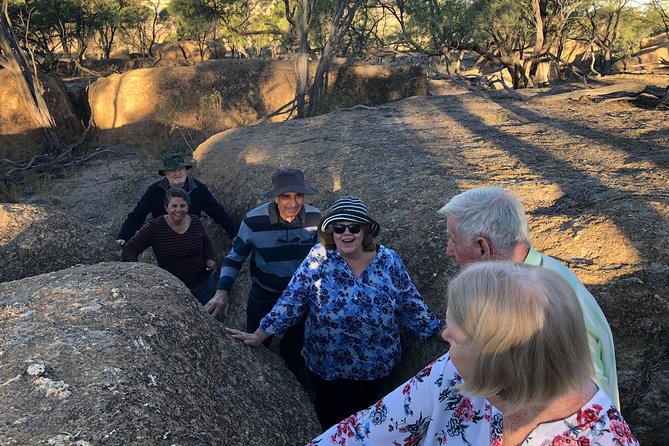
[227,196,442,429]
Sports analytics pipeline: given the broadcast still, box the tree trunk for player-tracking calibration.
[295,0,310,118]
[305,0,363,117]
[0,0,65,155]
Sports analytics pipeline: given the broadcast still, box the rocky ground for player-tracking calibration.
[6,73,669,444]
[0,263,321,445]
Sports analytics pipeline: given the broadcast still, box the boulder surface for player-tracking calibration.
[87,59,426,148]
[192,88,668,444]
[0,262,321,445]
[0,203,118,283]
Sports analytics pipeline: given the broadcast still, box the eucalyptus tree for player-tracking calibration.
[94,0,161,59]
[118,0,172,57]
[7,0,92,61]
[170,0,295,58]
[1,0,66,154]
[169,0,218,58]
[390,0,586,88]
[575,0,654,73]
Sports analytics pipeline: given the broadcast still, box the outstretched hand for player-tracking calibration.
[204,290,230,321]
[225,327,268,348]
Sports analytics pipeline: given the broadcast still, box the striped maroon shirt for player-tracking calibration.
[122,215,214,288]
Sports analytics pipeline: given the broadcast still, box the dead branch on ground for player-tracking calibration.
[658,90,669,109]
[529,82,668,105]
[0,148,112,183]
[461,74,530,101]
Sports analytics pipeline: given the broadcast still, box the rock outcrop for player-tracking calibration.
[0,203,118,283]
[610,39,669,73]
[87,59,426,148]
[191,90,668,444]
[0,262,321,445]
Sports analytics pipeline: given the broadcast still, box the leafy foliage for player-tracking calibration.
[4,0,665,85]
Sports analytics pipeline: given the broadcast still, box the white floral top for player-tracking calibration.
[307,353,638,446]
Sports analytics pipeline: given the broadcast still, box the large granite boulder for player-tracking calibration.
[0,262,320,445]
[87,59,426,148]
[0,203,118,283]
[191,90,668,444]
[610,41,669,73]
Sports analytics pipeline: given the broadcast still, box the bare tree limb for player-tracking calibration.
[529,82,648,103]
[0,149,112,182]
[253,99,298,125]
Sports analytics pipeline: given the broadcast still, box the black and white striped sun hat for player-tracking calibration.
[320,196,381,237]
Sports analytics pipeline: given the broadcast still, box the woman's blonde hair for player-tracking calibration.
[448,261,593,411]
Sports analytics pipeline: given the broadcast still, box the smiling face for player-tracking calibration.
[274,192,304,222]
[442,310,474,381]
[332,220,365,258]
[165,196,189,223]
[164,167,188,188]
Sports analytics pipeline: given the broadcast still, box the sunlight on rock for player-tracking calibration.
[531,215,642,285]
[648,201,669,220]
[331,168,342,191]
[0,204,47,244]
[242,147,271,165]
[89,71,160,129]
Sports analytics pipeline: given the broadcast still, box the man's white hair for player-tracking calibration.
[438,187,531,253]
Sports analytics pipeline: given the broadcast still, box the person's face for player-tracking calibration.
[332,220,365,257]
[164,167,188,188]
[165,196,189,222]
[446,217,482,267]
[274,192,304,222]
[442,310,473,381]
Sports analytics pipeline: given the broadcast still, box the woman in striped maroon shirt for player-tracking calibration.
[122,188,217,305]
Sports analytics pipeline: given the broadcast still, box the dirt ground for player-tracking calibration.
[11,73,669,444]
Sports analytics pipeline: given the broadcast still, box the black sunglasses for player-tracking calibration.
[332,223,362,234]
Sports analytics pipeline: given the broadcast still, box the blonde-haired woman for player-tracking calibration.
[308,262,638,445]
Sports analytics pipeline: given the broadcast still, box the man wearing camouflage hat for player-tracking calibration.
[116,153,237,246]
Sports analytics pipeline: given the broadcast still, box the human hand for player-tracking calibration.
[205,260,216,271]
[225,327,268,348]
[116,239,126,247]
[204,289,230,320]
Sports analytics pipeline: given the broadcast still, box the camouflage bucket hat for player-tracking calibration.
[158,153,193,176]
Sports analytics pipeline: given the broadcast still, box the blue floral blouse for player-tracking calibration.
[307,353,639,446]
[259,243,442,380]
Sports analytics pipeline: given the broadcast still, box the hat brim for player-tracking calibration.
[158,164,192,176]
[261,185,319,198]
[320,214,381,237]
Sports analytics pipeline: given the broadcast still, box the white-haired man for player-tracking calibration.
[439,186,620,410]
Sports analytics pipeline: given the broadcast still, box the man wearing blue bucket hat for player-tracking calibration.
[205,167,321,374]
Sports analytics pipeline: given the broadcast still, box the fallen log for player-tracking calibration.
[659,90,669,109]
[529,82,647,103]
